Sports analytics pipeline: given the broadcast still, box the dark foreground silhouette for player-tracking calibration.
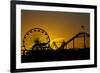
[21,48,90,63]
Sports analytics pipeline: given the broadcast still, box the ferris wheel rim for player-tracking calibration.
[22,28,50,50]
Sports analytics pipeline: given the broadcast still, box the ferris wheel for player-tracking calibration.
[23,28,50,50]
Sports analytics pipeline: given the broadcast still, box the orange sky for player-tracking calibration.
[21,10,90,50]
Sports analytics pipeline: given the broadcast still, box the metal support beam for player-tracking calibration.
[73,39,75,48]
[84,34,86,48]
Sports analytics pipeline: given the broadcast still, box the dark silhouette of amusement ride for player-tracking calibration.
[21,27,90,63]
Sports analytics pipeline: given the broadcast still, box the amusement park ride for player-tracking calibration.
[21,27,90,55]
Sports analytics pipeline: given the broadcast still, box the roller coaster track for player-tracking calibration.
[59,32,90,49]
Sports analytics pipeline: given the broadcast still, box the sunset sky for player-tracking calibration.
[21,10,90,50]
